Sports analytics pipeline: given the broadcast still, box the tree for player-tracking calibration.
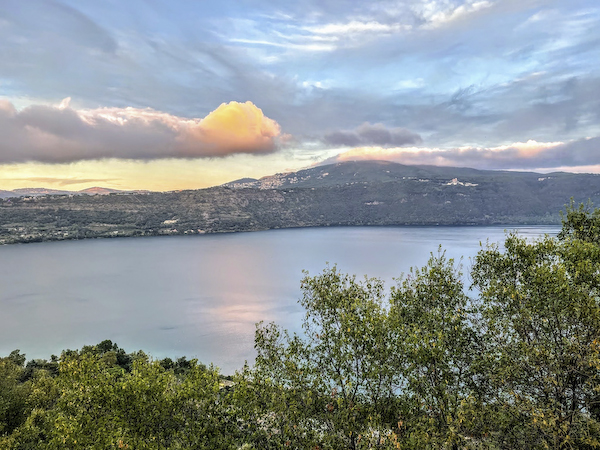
[1,342,237,449]
[389,251,483,448]
[0,351,59,450]
[244,258,485,449]
[472,227,600,449]
[244,266,401,449]
[49,351,233,449]
[0,351,32,436]
[559,201,600,245]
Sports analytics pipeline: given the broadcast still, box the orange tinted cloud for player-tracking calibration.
[332,141,563,163]
[323,139,600,170]
[180,101,281,155]
[0,99,282,163]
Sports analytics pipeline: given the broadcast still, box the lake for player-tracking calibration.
[0,225,559,374]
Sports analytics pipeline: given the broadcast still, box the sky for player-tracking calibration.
[0,0,599,191]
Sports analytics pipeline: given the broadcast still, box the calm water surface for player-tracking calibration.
[0,226,559,373]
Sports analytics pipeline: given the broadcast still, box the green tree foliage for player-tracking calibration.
[1,343,237,450]
[559,201,600,245]
[238,258,481,449]
[471,211,600,448]
[0,351,32,436]
[390,252,483,448]
[241,267,402,449]
[0,350,59,449]
[50,352,231,449]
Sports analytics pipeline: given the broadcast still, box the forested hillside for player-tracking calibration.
[2,161,600,244]
[2,203,600,449]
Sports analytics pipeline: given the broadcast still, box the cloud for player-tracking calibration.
[0,0,117,54]
[0,0,598,156]
[229,38,336,52]
[322,137,600,171]
[417,0,495,29]
[323,123,422,147]
[298,0,494,39]
[0,99,282,163]
[6,177,116,187]
[304,20,412,37]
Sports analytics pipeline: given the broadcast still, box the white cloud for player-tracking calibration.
[305,20,412,35]
[416,0,495,29]
[394,78,426,90]
[229,38,336,52]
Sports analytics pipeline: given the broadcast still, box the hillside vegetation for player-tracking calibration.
[2,161,600,244]
[2,203,600,449]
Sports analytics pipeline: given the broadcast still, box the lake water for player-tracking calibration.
[0,225,559,374]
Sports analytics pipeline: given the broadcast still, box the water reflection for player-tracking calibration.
[0,225,559,373]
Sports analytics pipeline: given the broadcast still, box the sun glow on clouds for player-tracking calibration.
[0,152,312,192]
[184,101,282,155]
[325,139,600,171]
[0,98,294,191]
[0,99,282,163]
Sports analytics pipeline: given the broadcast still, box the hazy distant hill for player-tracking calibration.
[0,190,16,199]
[0,187,126,198]
[12,188,73,196]
[223,177,259,188]
[79,187,123,195]
[2,160,600,244]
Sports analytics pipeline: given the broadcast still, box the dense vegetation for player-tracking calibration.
[3,161,600,244]
[1,203,600,449]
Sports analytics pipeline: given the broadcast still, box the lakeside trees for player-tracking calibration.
[472,232,600,448]
[1,203,599,449]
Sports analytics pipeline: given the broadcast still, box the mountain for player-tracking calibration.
[222,177,259,188]
[0,187,126,198]
[224,160,594,191]
[224,160,491,189]
[2,160,600,244]
[79,187,123,195]
[12,188,73,196]
[0,190,16,199]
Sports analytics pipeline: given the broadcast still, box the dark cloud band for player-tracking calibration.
[323,122,422,147]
